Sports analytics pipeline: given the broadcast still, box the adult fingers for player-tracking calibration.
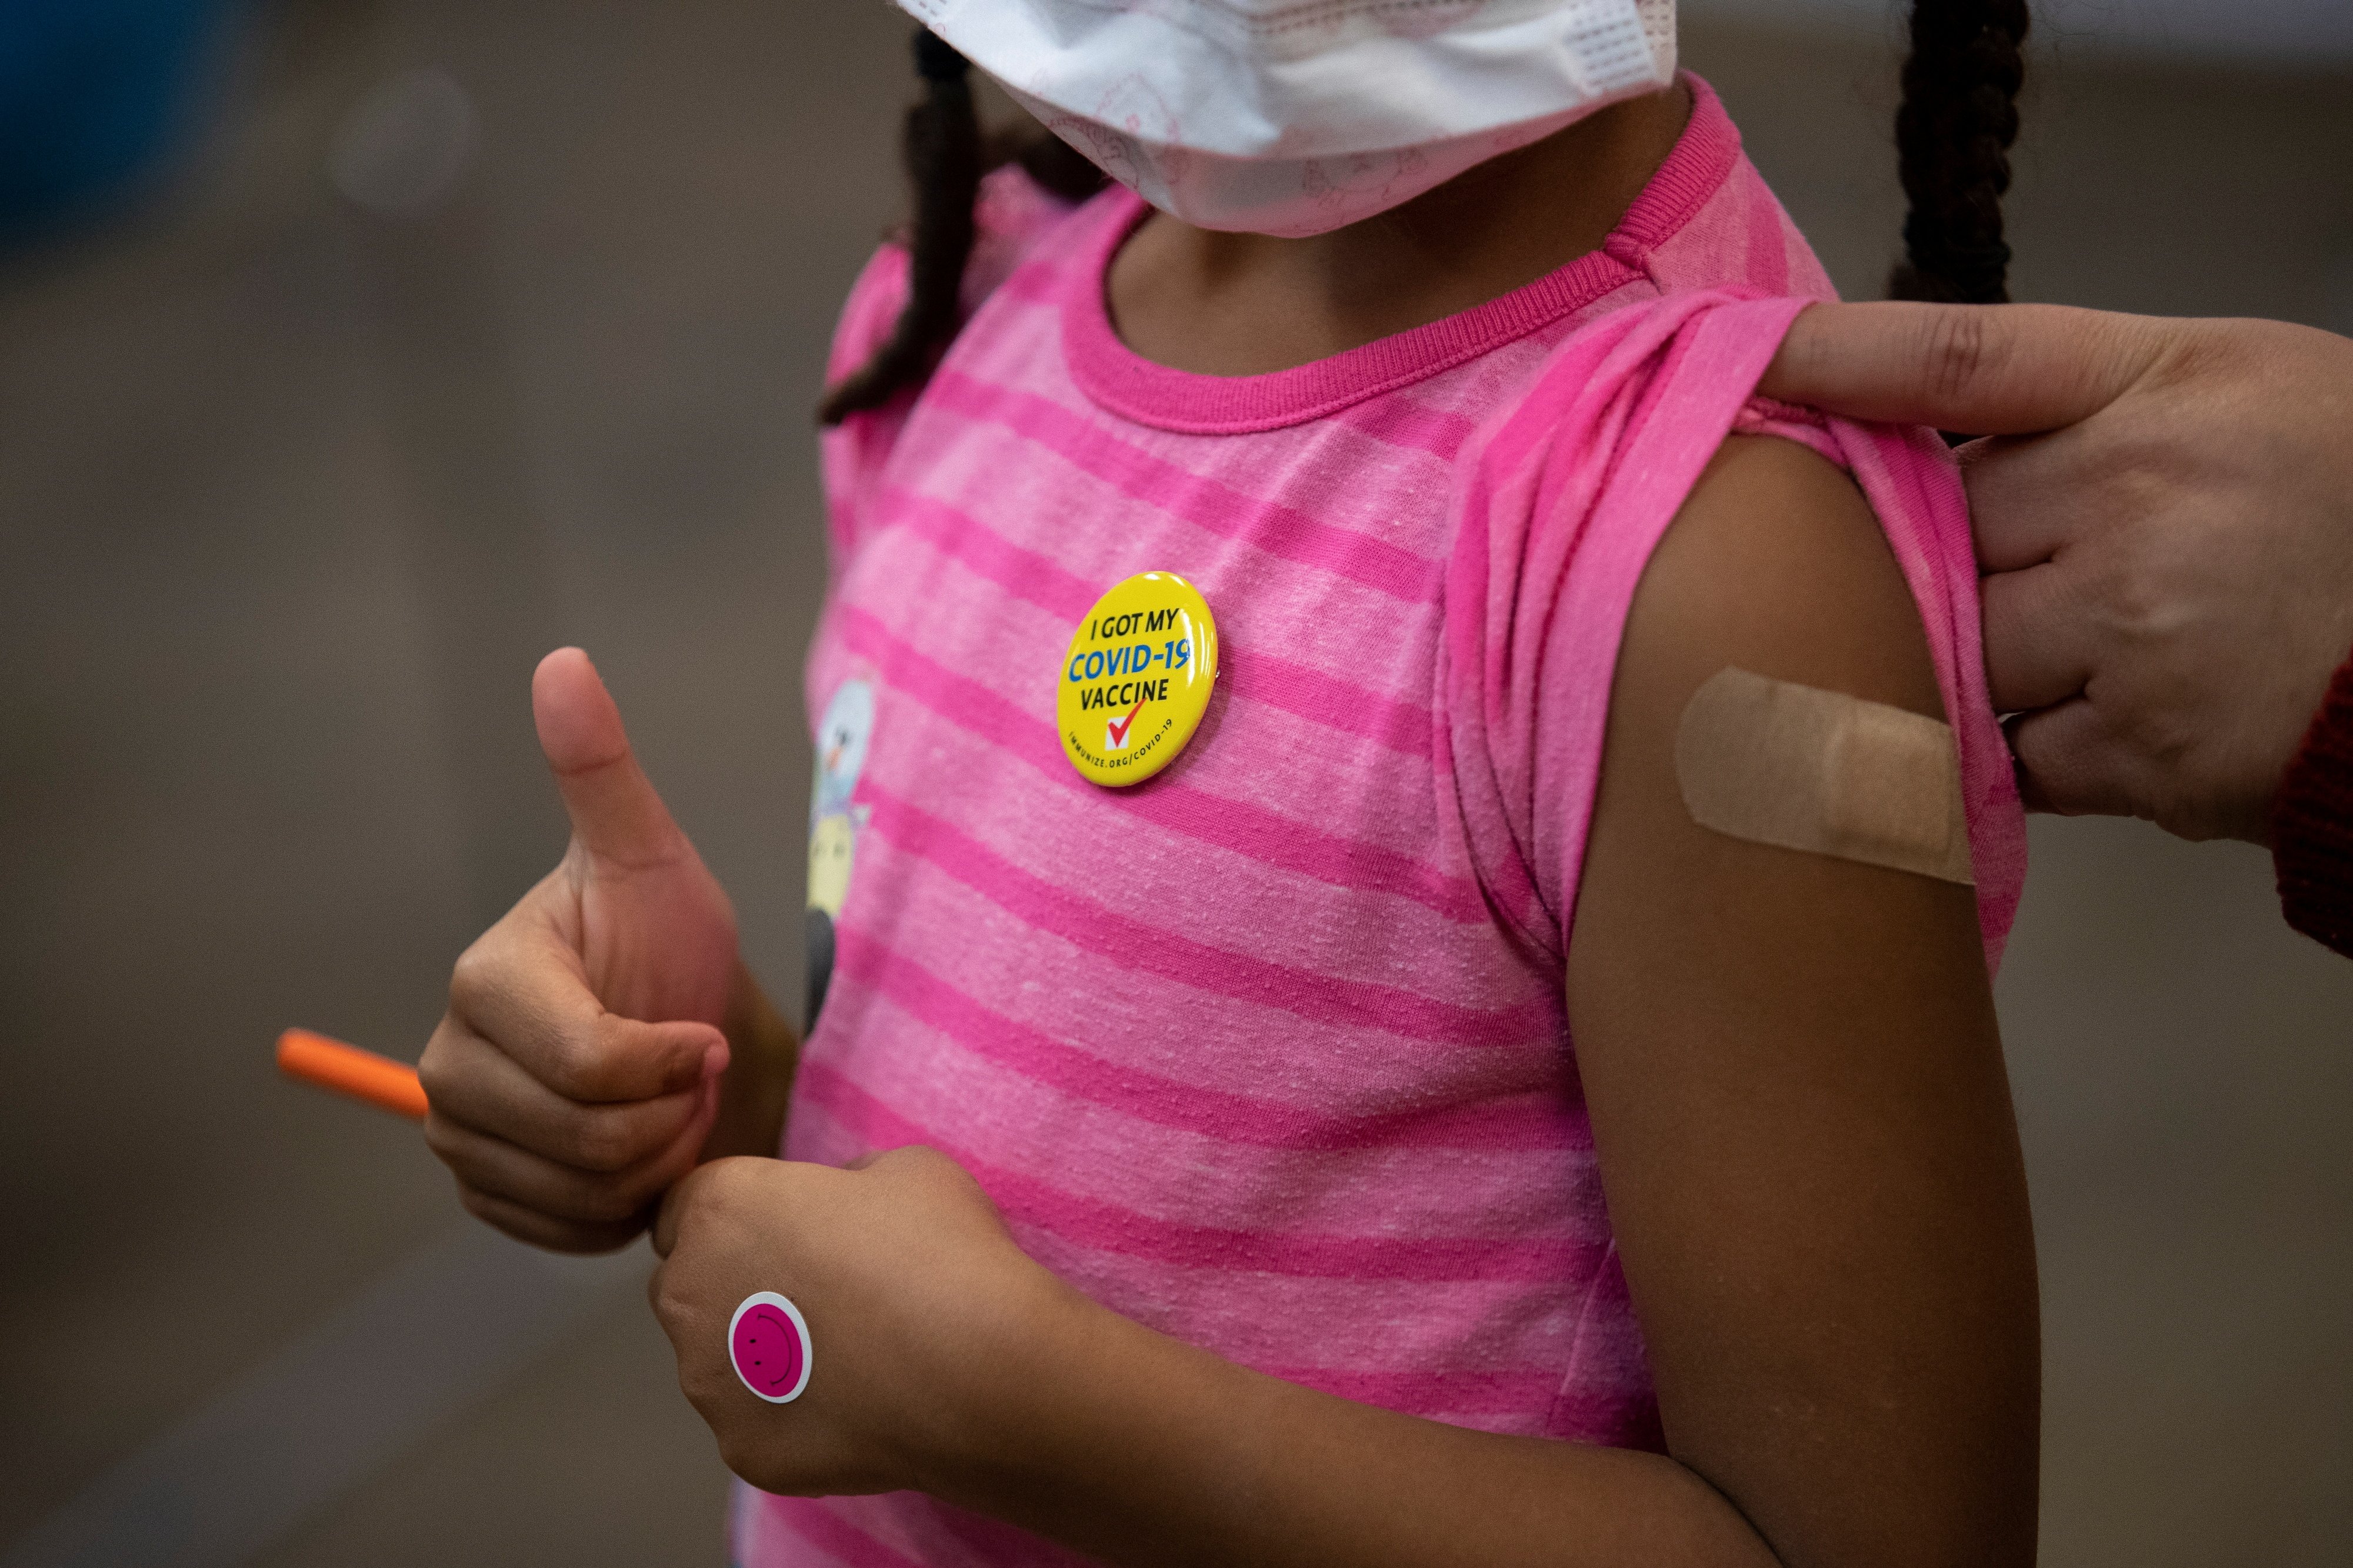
[449,919,723,1102]
[1981,561,2101,713]
[2004,699,2147,820]
[422,1017,706,1172]
[534,648,691,873]
[1956,431,2108,573]
[1759,302,2172,436]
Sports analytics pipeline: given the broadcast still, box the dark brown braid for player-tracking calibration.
[818,31,985,425]
[818,31,1108,424]
[1888,0,2029,304]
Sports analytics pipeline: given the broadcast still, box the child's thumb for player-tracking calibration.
[532,647,685,868]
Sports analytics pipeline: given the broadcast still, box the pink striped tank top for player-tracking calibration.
[748,76,2027,1567]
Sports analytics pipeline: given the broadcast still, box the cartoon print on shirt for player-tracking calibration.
[806,678,875,1030]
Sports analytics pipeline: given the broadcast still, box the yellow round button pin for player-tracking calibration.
[1057,572,1218,788]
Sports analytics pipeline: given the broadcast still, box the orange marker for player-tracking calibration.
[276,1029,428,1120]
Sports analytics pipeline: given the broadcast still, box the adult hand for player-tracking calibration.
[420,648,741,1252]
[1761,303,2353,845]
[648,1148,1071,1498]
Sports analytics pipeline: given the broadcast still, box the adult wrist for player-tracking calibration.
[2274,645,2353,958]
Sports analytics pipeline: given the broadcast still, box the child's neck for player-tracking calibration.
[1105,82,1691,378]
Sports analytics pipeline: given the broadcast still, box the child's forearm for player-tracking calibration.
[699,959,799,1160]
[929,1284,1778,1568]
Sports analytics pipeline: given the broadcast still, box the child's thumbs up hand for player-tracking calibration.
[420,648,741,1253]
[528,647,738,1031]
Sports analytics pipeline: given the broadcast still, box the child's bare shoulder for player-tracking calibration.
[1624,433,1947,729]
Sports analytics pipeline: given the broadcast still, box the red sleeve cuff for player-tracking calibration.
[2275,648,2353,959]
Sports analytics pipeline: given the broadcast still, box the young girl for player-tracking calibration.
[418,2,2041,1564]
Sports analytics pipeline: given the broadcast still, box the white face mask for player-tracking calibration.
[896,0,1677,238]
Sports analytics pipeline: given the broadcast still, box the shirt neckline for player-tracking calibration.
[1061,74,1744,436]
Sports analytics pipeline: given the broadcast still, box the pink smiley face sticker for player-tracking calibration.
[728,1292,812,1404]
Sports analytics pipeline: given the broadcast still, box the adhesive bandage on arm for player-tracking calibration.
[1674,667,1975,885]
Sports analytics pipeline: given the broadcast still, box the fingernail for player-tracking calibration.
[702,1041,730,1079]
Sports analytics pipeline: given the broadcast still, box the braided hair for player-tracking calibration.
[821,7,2028,420]
[818,33,1104,425]
[817,32,983,424]
[1888,0,2029,303]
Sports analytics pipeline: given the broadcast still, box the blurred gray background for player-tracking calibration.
[1,1,2347,1563]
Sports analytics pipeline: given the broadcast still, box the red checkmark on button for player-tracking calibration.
[1107,696,1146,748]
